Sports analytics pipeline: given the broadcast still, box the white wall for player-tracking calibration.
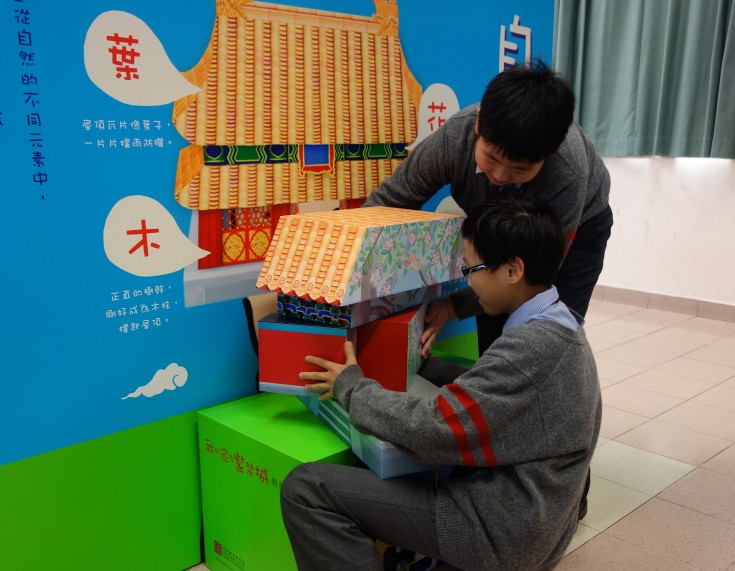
[600,157,735,306]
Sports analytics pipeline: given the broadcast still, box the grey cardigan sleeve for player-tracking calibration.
[333,364,468,466]
[333,321,597,468]
[363,124,453,209]
[363,105,482,209]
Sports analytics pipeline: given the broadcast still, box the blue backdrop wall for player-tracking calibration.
[0,1,552,568]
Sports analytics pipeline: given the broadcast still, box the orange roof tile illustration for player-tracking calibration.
[256,206,464,306]
[173,0,422,211]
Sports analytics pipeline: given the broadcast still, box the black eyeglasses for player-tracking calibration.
[461,263,487,277]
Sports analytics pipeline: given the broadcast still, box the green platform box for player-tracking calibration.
[198,392,357,571]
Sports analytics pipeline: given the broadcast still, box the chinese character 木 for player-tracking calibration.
[126,219,160,257]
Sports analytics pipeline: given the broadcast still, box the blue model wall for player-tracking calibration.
[0,1,552,568]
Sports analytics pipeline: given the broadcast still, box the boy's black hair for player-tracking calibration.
[478,59,575,164]
[461,197,565,287]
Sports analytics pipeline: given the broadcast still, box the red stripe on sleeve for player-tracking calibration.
[437,395,476,466]
[447,384,498,467]
[564,229,577,256]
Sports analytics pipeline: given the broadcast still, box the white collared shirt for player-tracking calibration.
[503,285,580,334]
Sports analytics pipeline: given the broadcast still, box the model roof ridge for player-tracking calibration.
[286,206,461,224]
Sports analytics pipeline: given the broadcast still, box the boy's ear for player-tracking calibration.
[506,257,525,284]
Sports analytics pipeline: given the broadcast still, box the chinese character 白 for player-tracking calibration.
[499,15,532,71]
[17,29,32,46]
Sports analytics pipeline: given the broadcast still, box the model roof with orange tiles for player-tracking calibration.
[257,206,464,306]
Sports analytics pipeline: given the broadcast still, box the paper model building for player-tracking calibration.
[258,304,425,395]
[258,313,357,396]
[296,396,437,479]
[357,305,425,392]
[298,378,452,481]
[256,206,464,306]
[277,283,441,328]
[173,0,421,211]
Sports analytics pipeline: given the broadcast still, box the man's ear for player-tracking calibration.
[506,257,525,284]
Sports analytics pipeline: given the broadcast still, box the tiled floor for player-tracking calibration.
[559,300,735,570]
[190,300,735,571]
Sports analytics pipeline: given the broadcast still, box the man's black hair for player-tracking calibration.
[478,59,575,163]
[461,197,565,287]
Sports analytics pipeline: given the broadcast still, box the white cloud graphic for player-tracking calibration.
[122,362,188,399]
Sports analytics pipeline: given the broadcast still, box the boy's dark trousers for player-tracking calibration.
[281,462,451,570]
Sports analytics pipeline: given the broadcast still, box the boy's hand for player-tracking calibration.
[420,298,455,358]
[300,341,358,401]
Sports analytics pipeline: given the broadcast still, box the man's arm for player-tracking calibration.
[364,110,460,208]
[420,287,485,357]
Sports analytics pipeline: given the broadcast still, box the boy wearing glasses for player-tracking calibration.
[281,197,601,571]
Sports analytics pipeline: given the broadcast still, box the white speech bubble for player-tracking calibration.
[104,195,210,277]
[122,362,188,399]
[84,10,201,106]
[407,84,461,151]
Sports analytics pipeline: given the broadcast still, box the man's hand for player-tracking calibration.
[300,341,358,401]
[420,298,456,358]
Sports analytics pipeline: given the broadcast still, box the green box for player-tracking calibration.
[198,392,357,571]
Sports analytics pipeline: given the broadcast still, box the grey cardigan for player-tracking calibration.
[333,319,601,570]
[365,103,610,237]
[364,103,611,320]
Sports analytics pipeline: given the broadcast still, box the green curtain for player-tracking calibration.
[553,0,735,158]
